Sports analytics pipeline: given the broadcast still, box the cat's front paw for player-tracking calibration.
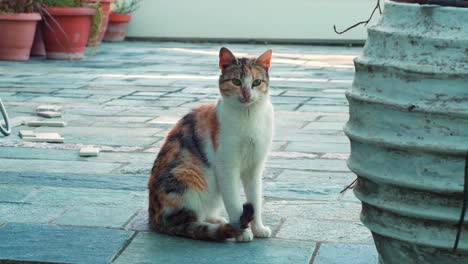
[235,228,254,242]
[253,225,271,238]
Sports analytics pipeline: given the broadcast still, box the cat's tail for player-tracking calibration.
[150,203,254,241]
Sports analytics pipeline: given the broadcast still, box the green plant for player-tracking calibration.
[33,0,87,7]
[112,0,141,14]
[0,0,33,13]
[87,2,102,51]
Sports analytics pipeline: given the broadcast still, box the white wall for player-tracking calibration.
[127,0,382,43]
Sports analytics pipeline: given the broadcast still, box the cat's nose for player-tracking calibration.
[241,89,251,103]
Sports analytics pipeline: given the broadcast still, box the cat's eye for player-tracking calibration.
[252,79,262,87]
[232,79,242,86]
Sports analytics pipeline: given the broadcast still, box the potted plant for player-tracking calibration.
[87,0,113,44]
[104,0,141,42]
[0,0,41,61]
[34,0,97,60]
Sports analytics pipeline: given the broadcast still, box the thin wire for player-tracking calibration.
[340,178,358,194]
[453,151,468,252]
[333,0,382,35]
[0,97,11,136]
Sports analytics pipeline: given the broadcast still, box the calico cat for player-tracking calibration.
[148,47,273,242]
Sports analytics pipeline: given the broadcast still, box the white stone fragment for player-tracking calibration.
[36,105,62,112]
[26,121,67,127]
[37,111,62,118]
[79,147,100,157]
[22,133,64,143]
[18,130,35,138]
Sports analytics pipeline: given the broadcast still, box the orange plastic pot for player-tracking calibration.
[104,13,131,42]
[42,7,96,60]
[0,13,41,61]
[88,0,114,44]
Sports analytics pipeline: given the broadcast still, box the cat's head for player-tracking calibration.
[218,48,272,107]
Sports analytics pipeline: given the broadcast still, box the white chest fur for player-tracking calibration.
[216,99,274,169]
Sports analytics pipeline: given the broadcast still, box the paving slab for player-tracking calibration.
[33,126,161,147]
[0,172,148,191]
[314,243,378,264]
[263,200,361,222]
[264,170,355,200]
[286,141,350,153]
[0,186,36,202]
[0,223,132,264]
[0,159,122,175]
[23,186,147,208]
[0,147,79,161]
[276,218,373,244]
[54,206,139,228]
[0,203,65,224]
[114,232,315,264]
[266,157,349,172]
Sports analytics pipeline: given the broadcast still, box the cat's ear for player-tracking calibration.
[219,47,237,70]
[255,49,272,71]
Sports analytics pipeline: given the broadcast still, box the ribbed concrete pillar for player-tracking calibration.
[345,1,468,263]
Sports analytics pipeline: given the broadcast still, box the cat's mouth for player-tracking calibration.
[239,97,254,105]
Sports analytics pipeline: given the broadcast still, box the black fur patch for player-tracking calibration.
[240,203,255,229]
[165,208,198,226]
[167,132,183,142]
[153,160,186,194]
[180,113,210,166]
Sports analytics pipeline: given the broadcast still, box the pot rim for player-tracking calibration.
[0,13,41,21]
[45,7,97,16]
[88,0,115,3]
[109,13,131,22]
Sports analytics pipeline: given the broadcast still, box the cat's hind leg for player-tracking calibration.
[206,216,228,225]
[154,207,237,241]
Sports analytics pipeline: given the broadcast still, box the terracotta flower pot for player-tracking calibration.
[88,0,114,44]
[104,13,131,42]
[0,13,41,61]
[42,7,96,60]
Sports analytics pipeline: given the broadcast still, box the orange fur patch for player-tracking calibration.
[172,152,208,191]
[148,123,186,226]
[220,87,233,97]
[252,67,268,93]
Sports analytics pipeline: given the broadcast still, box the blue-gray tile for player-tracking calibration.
[0,185,35,202]
[23,187,147,208]
[0,203,65,224]
[264,170,355,200]
[0,159,122,175]
[276,218,372,244]
[114,233,315,264]
[0,172,148,190]
[54,206,139,228]
[314,243,378,264]
[0,223,132,264]
[0,147,79,161]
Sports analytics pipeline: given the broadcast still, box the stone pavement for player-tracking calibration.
[0,42,378,263]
